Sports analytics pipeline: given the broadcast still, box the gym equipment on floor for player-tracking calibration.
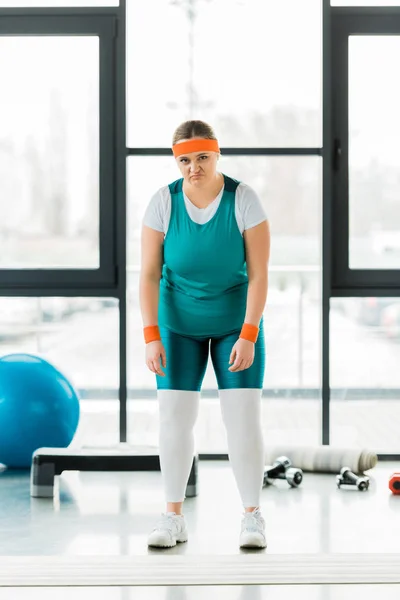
[263,456,303,488]
[389,473,400,495]
[30,446,198,499]
[0,353,80,468]
[336,467,370,491]
[265,445,377,474]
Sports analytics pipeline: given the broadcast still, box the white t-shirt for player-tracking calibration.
[143,180,267,235]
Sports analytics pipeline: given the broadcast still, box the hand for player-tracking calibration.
[146,340,167,377]
[228,338,255,372]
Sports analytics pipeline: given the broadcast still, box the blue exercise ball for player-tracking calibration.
[0,353,80,468]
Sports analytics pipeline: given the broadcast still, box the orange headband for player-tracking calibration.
[172,139,220,157]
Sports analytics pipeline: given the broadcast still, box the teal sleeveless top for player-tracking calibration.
[158,174,248,337]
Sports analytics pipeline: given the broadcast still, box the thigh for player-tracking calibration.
[157,328,210,391]
[210,322,266,390]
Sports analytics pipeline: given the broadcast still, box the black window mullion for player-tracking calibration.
[127,147,322,156]
[332,11,350,290]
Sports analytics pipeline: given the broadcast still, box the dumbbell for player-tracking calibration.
[389,473,400,495]
[336,467,369,491]
[263,456,303,488]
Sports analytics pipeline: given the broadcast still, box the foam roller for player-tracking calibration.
[265,445,378,474]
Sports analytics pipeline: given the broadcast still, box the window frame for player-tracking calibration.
[0,11,117,288]
[331,7,400,292]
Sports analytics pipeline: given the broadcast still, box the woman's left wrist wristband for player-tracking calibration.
[144,325,161,344]
[239,323,259,343]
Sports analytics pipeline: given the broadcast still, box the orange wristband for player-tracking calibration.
[144,325,161,344]
[239,323,259,343]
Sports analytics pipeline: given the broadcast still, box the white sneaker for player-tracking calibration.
[147,512,188,548]
[239,508,267,549]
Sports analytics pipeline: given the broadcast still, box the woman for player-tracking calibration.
[140,120,270,549]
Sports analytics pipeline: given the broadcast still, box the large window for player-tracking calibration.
[126,0,322,148]
[0,15,116,288]
[332,12,400,291]
[5,1,399,457]
[0,36,99,269]
[126,0,323,451]
[348,36,400,270]
[330,297,400,453]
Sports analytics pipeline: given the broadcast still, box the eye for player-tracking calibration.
[199,155,208,160]
[179,157,188,163]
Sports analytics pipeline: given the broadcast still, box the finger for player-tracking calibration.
[161,350,167,368]
[148,359,158,374]
[146,360,156,374]
[234,359,244,372]
[238,360,249,372]
[153,359,165,377]
[229,349,236,365]
[229,358,244,372]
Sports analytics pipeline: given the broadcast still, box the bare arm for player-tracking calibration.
[228,220,270,373]
[139,225,164,327]
[243,220,271,326]
[139,225,167,377]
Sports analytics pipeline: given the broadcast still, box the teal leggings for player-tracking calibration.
[156,324,265,391]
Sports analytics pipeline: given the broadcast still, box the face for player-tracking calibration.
[175,138,219,187]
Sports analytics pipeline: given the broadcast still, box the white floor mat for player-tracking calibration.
[0,554,399,587]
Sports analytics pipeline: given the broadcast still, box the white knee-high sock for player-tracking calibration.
[219,388,265,508]
[158,390,200,503]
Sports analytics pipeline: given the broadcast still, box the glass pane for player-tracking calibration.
[0,37,99,268]
[349,36,400,269]
[127,0,322,147]
[127,156,322,451]
[0,1,118,5]
[331,297,400,452]
[0,297,119,447]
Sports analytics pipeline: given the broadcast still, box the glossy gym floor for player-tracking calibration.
[0,460,399,598]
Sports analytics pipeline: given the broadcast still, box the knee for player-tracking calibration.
[220,390,263,438]
[158,390,199,431]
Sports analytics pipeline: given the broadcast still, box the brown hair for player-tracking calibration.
[172,120,217,145]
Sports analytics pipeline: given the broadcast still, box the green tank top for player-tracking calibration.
[158,174,248,337]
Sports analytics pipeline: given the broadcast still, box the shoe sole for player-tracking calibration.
[240,534,267,549]
[148,534,188,548]
[240,541,267,549]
